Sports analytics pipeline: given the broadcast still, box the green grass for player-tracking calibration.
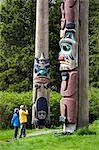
[0,121,99,150]
[0,128,49,141]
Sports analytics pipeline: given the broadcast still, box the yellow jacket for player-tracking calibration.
[19,109,28,124]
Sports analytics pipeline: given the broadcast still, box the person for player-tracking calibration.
[11,108,20,140]
[19,105,28,138]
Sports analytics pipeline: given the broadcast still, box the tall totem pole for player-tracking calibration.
[32,0,50,127]
[58,0,78,133]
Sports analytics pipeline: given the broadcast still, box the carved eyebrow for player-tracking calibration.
[65,42,72,45]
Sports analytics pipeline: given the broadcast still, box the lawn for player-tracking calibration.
[0,120,99,150]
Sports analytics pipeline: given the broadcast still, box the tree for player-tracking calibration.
[0,0,62,92]
[49,0,61,91]
[0,0,99,92]
[89,0,99,88]
[0,0,36,92]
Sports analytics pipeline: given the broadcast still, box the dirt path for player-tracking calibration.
[27,129,62,137]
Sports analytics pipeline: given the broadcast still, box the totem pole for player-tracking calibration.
[58,0,78,133]
[32,0,50,128]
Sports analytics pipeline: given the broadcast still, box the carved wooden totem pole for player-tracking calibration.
[32,0,50,127]
[58,0,78,133]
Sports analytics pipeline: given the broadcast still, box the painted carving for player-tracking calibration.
[60,71,77,96]
[60,0,77,38]
[33,53,50,88]
[34,53,50,80]
[64,0,77,27]
[32,0,50,128]
[59,30,77,70]
[33,53,50,127]
[60,71,77,124]
[59,0,78,133]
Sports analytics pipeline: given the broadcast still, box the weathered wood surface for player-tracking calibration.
[35,0,49,58]
[77,0,89,127]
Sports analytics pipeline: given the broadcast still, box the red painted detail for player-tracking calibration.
[58,54,65,61]
[60,98,76,123]
[60,71,77,97]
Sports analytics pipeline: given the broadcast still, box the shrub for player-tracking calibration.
[75,127,96,135]
[50,91,61,127]
[0,87,99,129]
[0,91,32,129]
[89,87,99,122]
[0,91,61,129]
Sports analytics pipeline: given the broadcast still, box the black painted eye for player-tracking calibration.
[63,44,71,51]
[63,46,67,51]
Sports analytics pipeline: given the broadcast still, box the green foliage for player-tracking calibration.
[50,91,61,127]
[0,87,99,129]
[75,120,99,135]
[0,91,32,129]
[0,128,35,141]
[49,0,61,91]
[75,127,96,135]
[0,91,61,129]
[0,0,99,92]
[0,0,36,92]
[89,87,99,122]
[89,0,99,88]
[0,121,99,150]
[0,0,62,92]
[89,120,99,135]
[0,129,14,141]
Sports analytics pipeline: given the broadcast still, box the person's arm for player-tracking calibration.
[11,114,16,124]
[22,110,28,115]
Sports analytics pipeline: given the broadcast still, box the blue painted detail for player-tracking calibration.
[65,30,75,41]
[34,55,50,79]
[39,69,48,76]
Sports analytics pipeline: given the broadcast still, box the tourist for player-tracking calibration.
[19,105,28,138]
[11,108,20,140]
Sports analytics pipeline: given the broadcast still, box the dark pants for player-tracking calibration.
[14,126,18,139]
[19,123,27,138]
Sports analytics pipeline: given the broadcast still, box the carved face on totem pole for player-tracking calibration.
[33,53,50,86]
[58,30,77,70]
[59,0,78,133]
[33,54,50,126]
[38,110,47,120]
